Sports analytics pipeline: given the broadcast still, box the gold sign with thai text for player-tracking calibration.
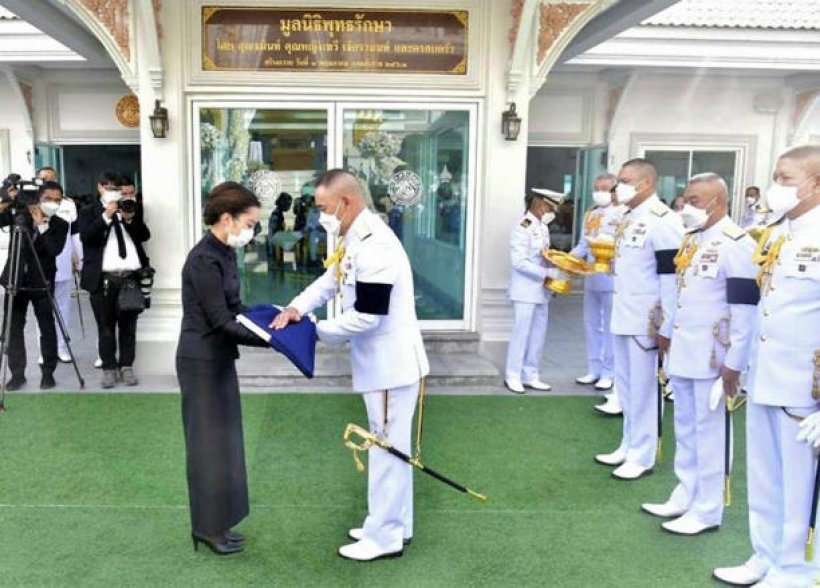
[202,7,468,74]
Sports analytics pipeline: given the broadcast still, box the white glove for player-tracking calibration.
[796,412,820,448]
[709,377,724,412]
[545,268,562,281]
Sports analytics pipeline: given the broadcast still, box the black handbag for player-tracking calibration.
[117,277,146,314]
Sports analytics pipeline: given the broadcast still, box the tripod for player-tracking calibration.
[0,213,85,412]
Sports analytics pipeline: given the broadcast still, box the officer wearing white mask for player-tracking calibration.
[714,144,820,588]
[640,173,758,536]
[504,188,564,394]
[272,169,429,562]
[595,159,684,480]
[570,173,623,404]
[740,185,771,229]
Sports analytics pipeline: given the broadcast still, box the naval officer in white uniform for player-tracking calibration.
[714,145,820,588]
[570,173,624,407]
[272,169,429,562]
[641,173,758,536]
[504,188,564,394]
[595,159,684,480]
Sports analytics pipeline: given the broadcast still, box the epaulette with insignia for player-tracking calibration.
[650,201,670,217]
[521,218,532,228]
[722,223,746,241]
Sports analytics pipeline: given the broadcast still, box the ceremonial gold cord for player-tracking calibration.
[753,228,785,292]
[673,234,698,290]
[323,244,346,284]
[813,351,820,401]
[415,378,427,460]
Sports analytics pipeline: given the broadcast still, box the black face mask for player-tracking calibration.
[119,199,137,213]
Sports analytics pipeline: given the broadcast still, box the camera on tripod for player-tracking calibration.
[1,174,45,224]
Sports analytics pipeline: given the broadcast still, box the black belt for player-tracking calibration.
[103,270,138,278]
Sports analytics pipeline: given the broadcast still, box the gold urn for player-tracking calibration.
[589,238,616,273]
[542,250,593,296]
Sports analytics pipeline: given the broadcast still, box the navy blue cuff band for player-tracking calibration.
[354,282,392,315]
[655,249,677,275]
[727,278,760,305]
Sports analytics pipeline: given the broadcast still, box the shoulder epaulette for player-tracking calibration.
[721,223,746,241]
[650,201,670,217]
[521,218,532,228]
[765,215,786,228]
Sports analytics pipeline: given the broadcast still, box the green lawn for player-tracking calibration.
[0,394,750,587]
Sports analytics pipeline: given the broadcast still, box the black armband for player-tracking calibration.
[354,281,392,315]
[727,278,760,305]
[655,249,677,274]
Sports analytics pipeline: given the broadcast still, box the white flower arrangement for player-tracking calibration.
[357,131,401,160]
[200,122,223,153]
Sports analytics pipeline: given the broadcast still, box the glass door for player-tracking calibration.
[193,102,334,316]
[34,143,64,180]
[337,103,476,329]
[573,145,608,243]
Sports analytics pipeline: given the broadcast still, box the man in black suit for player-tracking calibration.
[78,171,151,388]
[0,181,69,390]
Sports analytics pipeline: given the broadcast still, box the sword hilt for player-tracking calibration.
[806,527,816,562]
[724,475,732,507]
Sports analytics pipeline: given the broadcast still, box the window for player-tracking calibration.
[644,149,739,213]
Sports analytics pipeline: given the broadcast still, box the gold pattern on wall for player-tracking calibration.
[509,0,524,53]
[537,2,591,65]
[115,94,140,128]
[78,0,131,61]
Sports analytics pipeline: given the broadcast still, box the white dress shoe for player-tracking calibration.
[58,350,72,363]
[576,373,598,385]
[38,355,44,366]
[661,514,719,535]
[594,376,613,390]
[338,539,403,562]
[504,380,525,394]
[594,448,626,466]
[348,528,412,545]
[94,357,103,369]
[522,379,552,391]
[640,501,687,519]
[594,394,623,416]
[612,462,653,480]
[713,561,767,586]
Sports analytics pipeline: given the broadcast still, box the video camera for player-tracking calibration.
[1,174,45,212]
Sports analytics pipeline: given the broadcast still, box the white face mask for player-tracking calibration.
[766,182,801,216]
[102,190,122,205]
[592,191,612,207]
[318,201,343,236]
[615,182,638,205]
[679,203,710,230]
[40,201,61,217]
[745,196,757,207]
[226,219,254,249]
[541,211,556,225]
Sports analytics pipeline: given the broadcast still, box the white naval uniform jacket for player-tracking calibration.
[748,205,820,409]
[570,204,625,292]
[611,194,684,337]
[288,209,430,393]
[666,217,759,380]
[508,211,553,304]
[54,198,82,282]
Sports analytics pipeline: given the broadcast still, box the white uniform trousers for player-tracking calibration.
[613,335,659,468]
[505,301,550,383]
[35,279,72,353]
[583,289,614,378]
[666,377,726,526]
[360,381,418,552]
[746,402,820,587]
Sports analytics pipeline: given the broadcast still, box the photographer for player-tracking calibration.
[79,171,151,389]
[0,180,69,390]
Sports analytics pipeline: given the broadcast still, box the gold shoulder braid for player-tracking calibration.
[585,210,602,236]
[673,233,698,290]
[323,244,347,285]
[753,228,786,294]
[813,350,820,401]
[614,217,629,249]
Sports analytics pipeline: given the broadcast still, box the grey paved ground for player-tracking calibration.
[7,291,595,397]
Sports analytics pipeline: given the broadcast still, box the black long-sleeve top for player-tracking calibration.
[0,211,68,288]
[176,232,267,361]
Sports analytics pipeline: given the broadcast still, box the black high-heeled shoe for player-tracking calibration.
[191,532,243,555]
[225,529,246,543]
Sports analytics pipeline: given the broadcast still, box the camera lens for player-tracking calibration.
[120,199,136,213]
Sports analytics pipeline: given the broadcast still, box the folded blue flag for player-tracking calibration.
[237,304,317,378]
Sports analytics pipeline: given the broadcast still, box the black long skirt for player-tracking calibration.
[177,357,249,535]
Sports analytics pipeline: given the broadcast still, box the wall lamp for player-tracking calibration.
[501,102,522,141]
[149,99,169,138]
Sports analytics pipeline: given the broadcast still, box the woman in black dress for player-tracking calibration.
[177,182,267,555]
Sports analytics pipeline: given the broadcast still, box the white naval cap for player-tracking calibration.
[531,188,565,207]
